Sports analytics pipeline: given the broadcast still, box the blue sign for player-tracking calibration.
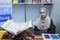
[0,14,12,22]
[0,0,12,30]
[0,4,12,22]
[0,7,12,22]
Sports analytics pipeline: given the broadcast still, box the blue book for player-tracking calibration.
[51,34,58,39]
[44,35,50,39]
[18,0,25,3]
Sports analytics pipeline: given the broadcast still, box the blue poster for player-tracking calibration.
[0,14,12,22]
[0,0,12,22]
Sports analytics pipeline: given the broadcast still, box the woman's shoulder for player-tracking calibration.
[47,19,56,33]
[50,19,56,28]
[50,19,54,25]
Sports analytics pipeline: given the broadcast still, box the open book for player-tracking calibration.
[1,20,32,35]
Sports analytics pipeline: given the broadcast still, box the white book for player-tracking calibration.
[1,20,32,35]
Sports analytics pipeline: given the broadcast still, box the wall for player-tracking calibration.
[51,0,60,33]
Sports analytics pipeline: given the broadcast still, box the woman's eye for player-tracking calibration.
[40,12,42,14]
[42,12,45,13]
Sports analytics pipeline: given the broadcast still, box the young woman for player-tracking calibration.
[34,7,56,35]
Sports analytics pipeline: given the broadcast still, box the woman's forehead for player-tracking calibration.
[40,9,46,12]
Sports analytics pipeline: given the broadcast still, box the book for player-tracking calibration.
[32,0,40,3]
[44,35,50,39]
[18,0,25,3]
[46,0,51,3]
[1,20,32,35]
[41,0,46,3]
[25,0,29,3]
[51,34,58,39]
[34,35,43,40]
[42,33,59,40]
[42,33,51,40]
[25,0,32,3]
[13,0,18,4]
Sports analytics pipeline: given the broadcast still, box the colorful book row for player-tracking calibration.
[13,0,52,4]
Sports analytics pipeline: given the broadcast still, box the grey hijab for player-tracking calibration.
[34,7,51,30]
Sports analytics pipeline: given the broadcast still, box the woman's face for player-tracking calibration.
[40,9,46,18]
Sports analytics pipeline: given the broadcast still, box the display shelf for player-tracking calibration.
[12,3,53,5]
[12,0,53,22]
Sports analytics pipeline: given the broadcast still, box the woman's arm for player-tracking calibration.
[34,25,41,35]
[47,19,56,34]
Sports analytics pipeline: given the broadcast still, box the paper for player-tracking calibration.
[1,20,32,35]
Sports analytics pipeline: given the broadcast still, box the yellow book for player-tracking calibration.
[13,0,18,4]
[0,30,6,40]
[25,0,29,3]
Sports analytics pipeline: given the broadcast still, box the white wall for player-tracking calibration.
[51,0,60,33]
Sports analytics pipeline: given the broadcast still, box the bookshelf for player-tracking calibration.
[13,3,53,5]
[12,0,53,23]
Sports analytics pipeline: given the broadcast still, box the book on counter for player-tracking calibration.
[1,20,32,35]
